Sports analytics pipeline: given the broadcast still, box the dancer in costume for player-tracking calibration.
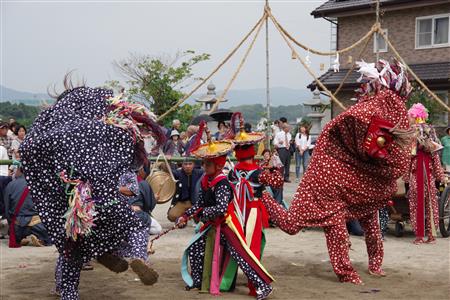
[404,103,445,244]
[260,59,414,284]
[20,82,165,299]
[177,122,274,300]
[225,112,283,296]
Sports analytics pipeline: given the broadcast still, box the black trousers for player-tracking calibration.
[0,176,12,217]
[277,148,291,181]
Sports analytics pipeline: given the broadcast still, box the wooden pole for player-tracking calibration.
[375,0,380,61]
[265,0,271,148]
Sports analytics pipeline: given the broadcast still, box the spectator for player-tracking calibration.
[8,122,18,138]
[271,120,281,140]
[134,166,161,236]
[0,121,13,158]
[166,119,181,139]
[157,120,169,137]
[273,123,292,182]
[260,149,286,208]
[144,136,159,157]
[213,121,228,141]
[184,125,199,156]
[167,158,204,222]
[294,124,312,182]
[180,131,187,144]
[441,126,450,172]
[0,146,9,177]
[244,122,252,133]
[4,167,51,247]
[11,125,26,161]
[163,130,184,157]
[0,145,12,222]
[346,220,364,236]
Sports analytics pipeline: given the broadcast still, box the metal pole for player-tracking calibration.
[265,0,271,148]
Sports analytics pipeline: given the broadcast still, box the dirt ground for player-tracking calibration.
[1,180,449,300]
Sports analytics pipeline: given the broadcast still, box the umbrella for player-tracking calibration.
[190,114,213,125]
[209,109,234,122]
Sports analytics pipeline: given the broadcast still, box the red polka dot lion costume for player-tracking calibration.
[261,59,414,284]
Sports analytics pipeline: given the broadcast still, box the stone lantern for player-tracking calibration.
[196,82,227,115]
[303,88,330,138]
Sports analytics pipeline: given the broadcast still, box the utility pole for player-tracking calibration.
[265,0,271,148]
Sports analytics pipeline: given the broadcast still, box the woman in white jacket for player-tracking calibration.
[294,125,312,182]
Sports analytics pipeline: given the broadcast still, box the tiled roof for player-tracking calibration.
[307,61,450,90]
[311,0,421,18]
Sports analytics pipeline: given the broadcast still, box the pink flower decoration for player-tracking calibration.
[408,103,428,119]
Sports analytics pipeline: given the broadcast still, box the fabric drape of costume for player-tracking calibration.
[20,87,146,299]
[406,150,444,238]
[181,176,273,297]
[261,89,411,283]
[228,162,282,295]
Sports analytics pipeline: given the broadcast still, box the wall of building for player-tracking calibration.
[337,3,450,68]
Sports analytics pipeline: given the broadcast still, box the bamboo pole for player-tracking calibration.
[208,12,266,113]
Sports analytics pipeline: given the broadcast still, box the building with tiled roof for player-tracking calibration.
[309,0,450,127]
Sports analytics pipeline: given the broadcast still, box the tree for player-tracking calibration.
[113,50,210,129]
[407,85,444,125]
[0,101,41,127]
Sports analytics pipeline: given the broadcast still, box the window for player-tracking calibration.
[434,90,449,127]
[416,15,450,48]
[373,29,388,53]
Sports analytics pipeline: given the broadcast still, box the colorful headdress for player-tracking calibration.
[103,94,166,166]
[104,94,166,145]
[408,103,429,124]
[190,121,234,166]
[355,59,412,98]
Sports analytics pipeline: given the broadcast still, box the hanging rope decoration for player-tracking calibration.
[266,7,347,111]
[208,12,267,113]
[156,9,375,118]
[333,33,372,97]
[156,2,449,119]
[270,11,381,56]
[157,14,266,121]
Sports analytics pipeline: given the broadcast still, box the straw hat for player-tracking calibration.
[227,112,265,146]
[189,121,234,164]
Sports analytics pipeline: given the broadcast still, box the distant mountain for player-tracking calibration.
[0,85,313,110]
[0,85,50,105]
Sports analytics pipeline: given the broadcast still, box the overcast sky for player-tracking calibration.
[1,0,331,94]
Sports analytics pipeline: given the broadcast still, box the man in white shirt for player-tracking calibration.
[271,120,281,140]
[273,123,292,182]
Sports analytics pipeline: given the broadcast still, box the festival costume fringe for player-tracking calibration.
[60,172,96,241]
